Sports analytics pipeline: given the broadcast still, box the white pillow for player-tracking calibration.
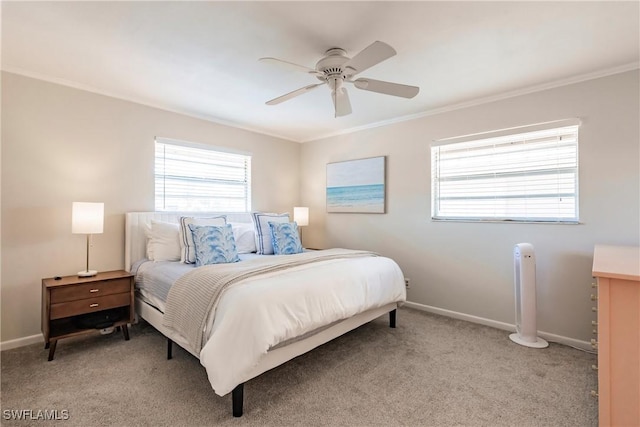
[179,216,227,263]
[251,212,290,255]
[230,222,257,254]
[145,220,181,262]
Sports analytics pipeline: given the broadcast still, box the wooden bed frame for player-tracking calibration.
[125,212,399,417]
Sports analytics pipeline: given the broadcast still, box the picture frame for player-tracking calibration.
[326,156,386,213]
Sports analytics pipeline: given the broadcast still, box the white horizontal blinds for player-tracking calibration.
[432,125,579,222]
[155,140,251,212]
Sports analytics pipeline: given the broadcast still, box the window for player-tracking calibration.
[431,121,579,223]
[155,139,251,212]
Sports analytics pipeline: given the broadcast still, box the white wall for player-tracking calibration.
[301,70,640,343]
[2,70,638,347]
[1,72,300,344]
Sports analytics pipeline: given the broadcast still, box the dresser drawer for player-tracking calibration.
[50,278,131,303]
[50,292,131,320]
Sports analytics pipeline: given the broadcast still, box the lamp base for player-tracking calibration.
[78,270,98,277]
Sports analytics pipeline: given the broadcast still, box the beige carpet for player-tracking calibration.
[1,307,597,426]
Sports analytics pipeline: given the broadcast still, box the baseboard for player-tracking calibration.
[404,301,592,352]
[1,304,592,353]
[0,333,44,351]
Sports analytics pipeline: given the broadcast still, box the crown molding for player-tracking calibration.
[1,66,299,143]
[4,61,638,144]
[302,61,640,143]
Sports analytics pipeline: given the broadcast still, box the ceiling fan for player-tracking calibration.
[260,41,419,118]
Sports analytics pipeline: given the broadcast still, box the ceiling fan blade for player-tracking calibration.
[259,57,320,75]
[266,83,324,105]
[342,41,396,76]
[332,88,352,117]
[352,78,419,98]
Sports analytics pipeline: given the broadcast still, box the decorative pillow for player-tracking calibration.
[268,221,303,255]
[251,212,290,255]
[229,222,257,254]
[145,220,181,262]
[179,216,227,263]
[188,224,240,266]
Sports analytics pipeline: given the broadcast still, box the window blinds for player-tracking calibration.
[155,139,251,212]
[431,124,579,222]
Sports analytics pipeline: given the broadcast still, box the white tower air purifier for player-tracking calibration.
[509,243,549,348]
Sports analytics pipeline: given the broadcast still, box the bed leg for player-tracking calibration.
[167,339,173,360]
[232,383,244,417]
[389,309,396,328]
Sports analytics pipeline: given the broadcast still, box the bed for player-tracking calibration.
[125,211,406,417]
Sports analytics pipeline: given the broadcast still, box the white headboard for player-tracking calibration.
[124,211,253,272]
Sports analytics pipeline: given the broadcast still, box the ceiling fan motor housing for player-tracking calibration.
[315,48,352,82]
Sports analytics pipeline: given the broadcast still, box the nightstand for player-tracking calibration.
[41,270,134,361]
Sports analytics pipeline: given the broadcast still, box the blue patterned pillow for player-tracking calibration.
[180,215,227,264]
[188,224,240,266]
[268,221,303,255]
[251,212,290,254]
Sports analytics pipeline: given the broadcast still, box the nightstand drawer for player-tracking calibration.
[50,292,130,320]
[50,278,131,303]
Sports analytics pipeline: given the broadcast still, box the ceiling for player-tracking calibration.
[2,1,639,142]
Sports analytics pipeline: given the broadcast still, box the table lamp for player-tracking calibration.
[293,207,309,246]
[72,202,104,277]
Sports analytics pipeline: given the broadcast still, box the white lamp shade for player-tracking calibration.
[293,207,309,227]
[72,202,104,234]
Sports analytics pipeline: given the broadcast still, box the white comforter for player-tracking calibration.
[199,256,406,396]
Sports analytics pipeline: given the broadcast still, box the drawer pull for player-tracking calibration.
[592,320,598,326]
[592,329,597,335]
[89,289,99,293]
[89,303,99,308]
[591,307,598,312]
[590,294,598,301]
[591,364,598,371]
[590,390,598,398]
[591,282,597,288]
[591,339,598,349]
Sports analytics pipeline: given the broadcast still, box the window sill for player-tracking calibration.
[431,218,581,225]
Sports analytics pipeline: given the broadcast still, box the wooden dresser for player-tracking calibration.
[592,245,640,427]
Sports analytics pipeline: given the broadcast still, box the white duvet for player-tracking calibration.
[198,256,406,396]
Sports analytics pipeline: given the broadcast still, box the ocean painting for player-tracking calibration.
[326,156,386,213]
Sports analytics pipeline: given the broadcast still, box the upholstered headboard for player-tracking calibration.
[124,212,253,271]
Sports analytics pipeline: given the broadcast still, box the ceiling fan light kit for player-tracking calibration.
[260,41,419,118]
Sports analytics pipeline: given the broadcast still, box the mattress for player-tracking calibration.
[133,253,266,312]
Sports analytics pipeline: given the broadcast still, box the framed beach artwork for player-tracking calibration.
[326,156,386,213]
